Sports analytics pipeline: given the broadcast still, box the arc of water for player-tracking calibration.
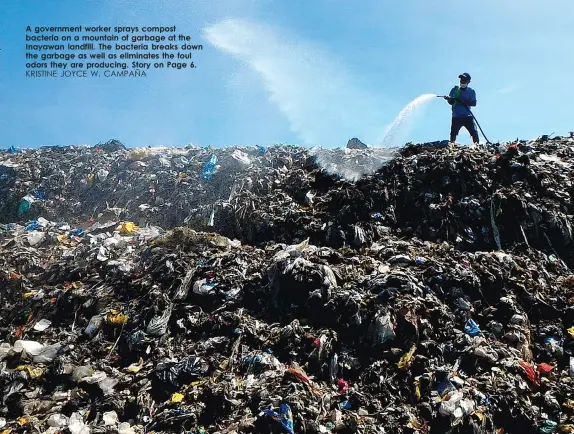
[379,93,438,147]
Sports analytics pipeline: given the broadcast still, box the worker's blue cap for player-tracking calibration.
[459,73,471,81]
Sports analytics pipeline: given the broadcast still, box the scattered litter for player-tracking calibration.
[0,137,573,433]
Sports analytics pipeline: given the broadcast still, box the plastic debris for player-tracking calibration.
[0,137,572,433]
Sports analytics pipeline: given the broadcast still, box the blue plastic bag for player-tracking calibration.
[25,221,40,232]
[339,400,352,410]
[32,190,46,200]
[202,155,218,180]
[263,403,294,434]
[464,319,481,336]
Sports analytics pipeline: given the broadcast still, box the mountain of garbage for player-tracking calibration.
[0,136,573,434]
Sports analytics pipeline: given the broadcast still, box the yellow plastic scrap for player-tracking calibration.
[398,345,417,370]
[17,417,29,426]
[170,393,185,404]
[16,366,44,379]
[559,425,574,433]
[107,310,128,326]
[57,234,69,244]
[564,400,574,409]
[127,358,144,373]
[414,380,421,401]
[568,327,574,338]
[120,221,137,234]
[29,367,43,378]
[1,430,12,434]
[473,411,486,424]
[407,418,424,430]
[211,234,231,247]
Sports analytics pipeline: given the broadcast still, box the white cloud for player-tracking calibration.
[495,84,520,94]
[202,18,388,146]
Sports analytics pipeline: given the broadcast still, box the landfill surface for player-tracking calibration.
[0,136,573,434]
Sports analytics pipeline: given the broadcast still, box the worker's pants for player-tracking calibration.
[450,116,479,143]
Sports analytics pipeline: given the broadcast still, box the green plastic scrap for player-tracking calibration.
[539,420,558,433]
[17,199,31,217]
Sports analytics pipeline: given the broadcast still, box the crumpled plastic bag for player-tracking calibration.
[193,279,218,295]
[464,319,481,336]
[230,149,252,168]
[97,169,109,181]
[47,414,68,427]
[155,356,209,387]
[118,422,136,434]
[32,343,62,363]
[539,419,558,434]
[103,411,118,426]
[18,197,33,216]
[202,154,218,180]
[263,403,294,434]
[13,340,43,355]
[68,412,90,434]
[369,312,395,345]
[26,231,45,246]
[146,304,173,336]
[519,360,539,385]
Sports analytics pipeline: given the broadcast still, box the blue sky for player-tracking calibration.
[1,0,573,148]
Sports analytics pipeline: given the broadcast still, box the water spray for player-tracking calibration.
[437,95,492,144]
[380,93,437,147]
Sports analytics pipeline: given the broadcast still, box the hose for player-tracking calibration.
[467,109,492,144]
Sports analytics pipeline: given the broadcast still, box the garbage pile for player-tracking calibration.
[0,135,573,434]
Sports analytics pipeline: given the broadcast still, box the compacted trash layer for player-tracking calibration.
[0,136,573,433]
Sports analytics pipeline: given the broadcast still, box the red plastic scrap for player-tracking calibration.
[14,326,24,338]
[313,337,322,348]
[536,363,554,376]
[287,367,310,385]
[338,378,349,394]
[519,360,538,385]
